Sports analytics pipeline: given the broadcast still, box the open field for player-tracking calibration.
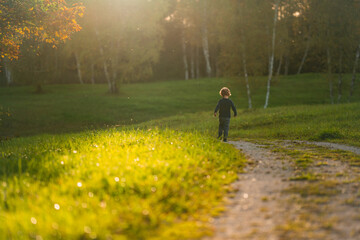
[1,74,360,239]
[1,73,359,137]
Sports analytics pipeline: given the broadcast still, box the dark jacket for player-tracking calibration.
[214,98,237,118]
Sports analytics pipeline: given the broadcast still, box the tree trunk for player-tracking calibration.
[284,55,290,76]
[74,51,84,84]
[242,50,252,109]
[4,59,13,86]
[337,50,343,103]
[190,46,195,79]
[95,28,117,94]
[297,37,310,75]
[91,63,95,84]
[181,32,189,80]
[196,45,200,79]
[276,54,283,77]
[264,0,280,109]
[239,2,252,109]
[327,47,334,104]
[201,0,212,78]
[350,43,360,99]
[54,49,59,82]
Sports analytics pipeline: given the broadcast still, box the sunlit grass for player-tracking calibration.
[0,128,244,239]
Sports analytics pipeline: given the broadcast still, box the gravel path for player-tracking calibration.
[204,141,294,240]
[204,140,360,240]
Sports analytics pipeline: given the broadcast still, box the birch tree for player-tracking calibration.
[264,0,281,109]
[350,43,360,99]
[201,0,212,78]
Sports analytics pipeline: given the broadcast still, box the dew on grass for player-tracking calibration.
[54,204,60,210]
[77,182,82,187]
[114,177,120,182]
[73,150,77,154]
[89,232,97,239]
[30,217,37,224]
[52,223,59,230]
[96,163,100,167]
[60,161,64,165]
[100,201,106,208]
[84,226,92,234]
[36,235,43,240]
[134,158,139,162]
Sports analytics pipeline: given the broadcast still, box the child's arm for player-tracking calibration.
[231,101,237,117]
[214,101,220,117]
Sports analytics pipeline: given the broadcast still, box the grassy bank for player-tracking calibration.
[0,128,244,239]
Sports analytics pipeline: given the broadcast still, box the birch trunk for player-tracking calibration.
[196,45,200,79]
[4,59,13,86]
[201,0,212,78]
[242,50,252,109]
[91,63,95,84]
[181,32,189,80]
[190,46,195,79]
[103,61,112,92]
[74,52,84,84]
[264,0,280,109]
[327,47,334,104]
[350,43,360,99]
[239,1,252,109]
[276,55,283,77]
[95,28,116,93]
[297,38,310,75]
[337,50,343,103]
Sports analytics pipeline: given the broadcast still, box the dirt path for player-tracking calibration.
[204,141,294,240]
[205,140,360,240]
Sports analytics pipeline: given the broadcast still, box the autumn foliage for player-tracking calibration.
[0,0,84,60]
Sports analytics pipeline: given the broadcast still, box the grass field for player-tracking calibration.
[1,73,360,239]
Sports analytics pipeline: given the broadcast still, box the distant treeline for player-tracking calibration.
[1,0,359,96]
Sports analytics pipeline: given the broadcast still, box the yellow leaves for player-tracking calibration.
[0,0,86,59]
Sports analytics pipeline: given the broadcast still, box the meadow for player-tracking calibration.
[1,74,360,239]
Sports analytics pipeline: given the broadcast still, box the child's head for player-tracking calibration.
[219,87,231,97]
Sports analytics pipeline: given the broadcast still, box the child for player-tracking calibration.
[214,87,237,142]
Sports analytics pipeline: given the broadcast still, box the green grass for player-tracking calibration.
[0,128,244,239]
[1,73,360,137]
[1,73,360,239]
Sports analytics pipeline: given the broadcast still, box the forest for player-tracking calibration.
[1,0,359,105]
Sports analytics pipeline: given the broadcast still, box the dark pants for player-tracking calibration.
[218,117,230,140]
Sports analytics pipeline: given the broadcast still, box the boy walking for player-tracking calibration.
[214,87,237,142]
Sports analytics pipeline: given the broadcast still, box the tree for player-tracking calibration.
[0,0,84,60]
[264,0,280,109]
